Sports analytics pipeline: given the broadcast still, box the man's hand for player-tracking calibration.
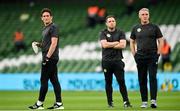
[113,39,126,49]
[42,56,50,66]
[130,39,136,56]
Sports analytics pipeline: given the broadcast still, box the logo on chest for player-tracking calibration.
[106,33,111,38]
[137,28,141,32]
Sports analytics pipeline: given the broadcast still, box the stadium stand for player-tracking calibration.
[0,0,179,73]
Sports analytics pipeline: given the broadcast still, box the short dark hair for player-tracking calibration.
[105,15,116,22]
[41,8,52,17]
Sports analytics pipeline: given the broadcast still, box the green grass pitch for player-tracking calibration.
[0,91,179,111]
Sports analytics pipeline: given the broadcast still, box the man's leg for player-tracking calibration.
[102,60,113,107]
[136,58,148,102]
[148,59,158,101]
[136,58,148,108]
[114,60,129,102]
[114,60,132,108]
[29,63,49,109]
[47,60,64,109]
[148,56,158,108]
[49,60,62,102]
[38,63,50,102]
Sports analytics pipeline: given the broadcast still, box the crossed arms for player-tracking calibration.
[100,39,126,49]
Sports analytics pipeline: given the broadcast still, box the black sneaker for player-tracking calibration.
[108,102,114,108]
[47,103,64,109]
[151,100,157,108]
[28,103,44,109]
[151,104,157,108]
[124,101,132,108]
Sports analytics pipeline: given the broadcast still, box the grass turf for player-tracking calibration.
[0,91,179,110]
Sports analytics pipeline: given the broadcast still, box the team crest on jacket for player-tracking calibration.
[137,28,141,32]
[103,69,107,73]
[106,33,111,38]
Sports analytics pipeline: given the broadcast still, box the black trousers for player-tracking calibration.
[102,60,129,104]
[134,53,159,102]
[38,59,62,102]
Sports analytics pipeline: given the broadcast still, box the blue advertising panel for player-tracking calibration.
[0,72,179,91]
